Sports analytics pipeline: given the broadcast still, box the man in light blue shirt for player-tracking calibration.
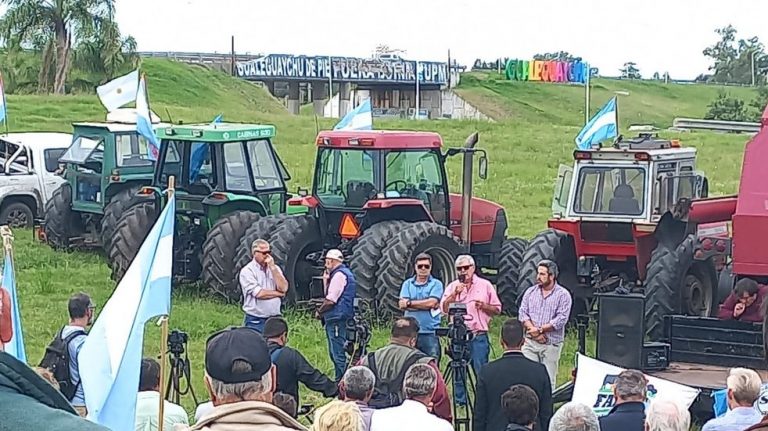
[60,292,95,416]
[398,253,444,364]
[703,368,764,431]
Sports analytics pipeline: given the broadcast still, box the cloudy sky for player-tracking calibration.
[114,0,767,79]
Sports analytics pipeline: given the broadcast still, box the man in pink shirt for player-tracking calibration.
[315,249,357,382]
[440,254,502,406]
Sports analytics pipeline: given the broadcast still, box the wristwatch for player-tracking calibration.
[406,299,412,307]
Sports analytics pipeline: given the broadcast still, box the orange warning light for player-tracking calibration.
[339,213,360,239]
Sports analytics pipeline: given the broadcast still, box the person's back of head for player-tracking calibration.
[68,292,92,321]
[549,402,599,431]
[502,384,539,428]
[501,318,524,350]
[645,398,689,431]
[342,366,375,402]
[726,367,762,407]
[311,399,363,431]
[391,316,419,344]
[403,363,437,404]
[139,358,161,392]
[614,369,647,403]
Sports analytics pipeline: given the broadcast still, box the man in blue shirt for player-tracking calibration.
[398,253,444,364]
[703,367,763,431]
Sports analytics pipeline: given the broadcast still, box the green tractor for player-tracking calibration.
[42,111,166,252]
[106,122,305,301]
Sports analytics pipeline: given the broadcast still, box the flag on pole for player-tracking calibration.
[212,113,223,124]
[96,69,139,112]
[78,194,175,431]
[136,75,161,161]
[1,251,24,362]
[575,96,617,150]
[0,73,7,124]
[333,98,372,131]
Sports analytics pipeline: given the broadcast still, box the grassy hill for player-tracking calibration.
[456,71,759,127]
[5,59,758,420]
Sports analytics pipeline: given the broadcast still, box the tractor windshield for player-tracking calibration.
[60,136,104,165]
[384,149,446,209]
[314,148,378,208]
[246,139,284,190]
[573,166,646,216]
[115,133,155,167]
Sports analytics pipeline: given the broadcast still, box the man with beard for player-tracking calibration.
[57,293,95,416]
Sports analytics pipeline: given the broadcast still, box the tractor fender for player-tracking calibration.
[362,198,434,224]
[653,211,690,250]
[203,192,269,219]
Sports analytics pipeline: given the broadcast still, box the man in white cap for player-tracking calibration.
[315,249,357,382]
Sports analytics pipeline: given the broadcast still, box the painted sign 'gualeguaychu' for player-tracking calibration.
[505,59,589,83]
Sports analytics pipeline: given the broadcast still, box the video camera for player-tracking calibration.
[344,299,371,361]
[436,303,474,361]
[168,329,189,356]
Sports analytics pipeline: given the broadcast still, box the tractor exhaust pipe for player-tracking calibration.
[461,132,480,245]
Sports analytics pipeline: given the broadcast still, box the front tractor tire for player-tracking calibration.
[496,237,528,315]
[643,234,717,341]
[202,210,263,302]
[375,222,464,317]
[100,187,149,253]
[269,215,322,305]
[43,184,83,250]
[107,201,158,282]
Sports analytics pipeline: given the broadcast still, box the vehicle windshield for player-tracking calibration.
[59,136,103,164]
[115,133,155,167]
[573,166,646,216]
[314,148,378,207]
[385,149,444,208]
[246,139,284,190]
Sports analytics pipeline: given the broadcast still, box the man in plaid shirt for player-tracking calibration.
[518,259,572,388]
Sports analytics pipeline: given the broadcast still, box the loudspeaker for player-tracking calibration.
[596,293,646,369]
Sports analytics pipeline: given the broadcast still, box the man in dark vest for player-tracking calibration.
[316,248,356,382]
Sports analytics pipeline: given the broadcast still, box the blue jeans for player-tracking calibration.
[453,333,490,406]
[325,319,347,382]
[417,333,442,365]
[243,314,269,333]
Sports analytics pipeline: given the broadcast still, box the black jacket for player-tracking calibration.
[473,351,553,431]
[268,340,338,406]
[598,401,645,431]
[0,351,110,431]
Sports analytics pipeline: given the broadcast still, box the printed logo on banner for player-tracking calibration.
[592,374,659,415]
[756,385,768,415]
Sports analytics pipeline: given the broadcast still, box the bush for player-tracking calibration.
[705,91,748,121]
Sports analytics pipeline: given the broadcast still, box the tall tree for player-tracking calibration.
[73,18,137,84]
[703,25,768,84]
[0,0,115,94]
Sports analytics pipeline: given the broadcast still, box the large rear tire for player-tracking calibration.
[107,201,158,282]
[375,222,464,317]
[497,237,528,315]
[101,186,148,252]
[269,215,322,305]
[348,221,409,302]
[43,184,83,250]
[644,234,717,341]
[516,229,577,298]
[202,210,263,302]
[233,214,291,282]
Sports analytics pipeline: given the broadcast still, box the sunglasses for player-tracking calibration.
[417,264,431,270]
[456,265,472,271]
[256,250,271,255]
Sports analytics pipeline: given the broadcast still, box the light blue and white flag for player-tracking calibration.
[2,251,25,362]
[96,69,139,112]
[212,113,223,124]
[0,73,7,124]
[79,194,175,431]
[136,75,161,160]
[334,98,372,130]
[576,96,618,150]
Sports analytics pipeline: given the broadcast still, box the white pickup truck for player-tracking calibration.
[0,133,72,228]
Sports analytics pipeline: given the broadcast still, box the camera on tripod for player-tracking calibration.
[435,303,474,361]
[344,299,371,360]
[168,329,188,356]
[165,329,197,406]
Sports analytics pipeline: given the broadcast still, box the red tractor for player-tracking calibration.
[515,133,727,339]
[232,130,527,315]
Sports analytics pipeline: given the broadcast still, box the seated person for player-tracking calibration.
[609,184,640,214]
[717,278,768,323]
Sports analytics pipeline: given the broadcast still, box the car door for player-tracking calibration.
[38,146,68,203]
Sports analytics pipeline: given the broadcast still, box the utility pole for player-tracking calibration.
[752,50,758,87]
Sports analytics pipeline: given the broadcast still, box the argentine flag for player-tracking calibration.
[136,75,162,161]
[96,69,139,112]
[79,194,175,431]
[334,98,372,130]
[0,73,6,124]
[2,251,25,362]
[576,97,618,150]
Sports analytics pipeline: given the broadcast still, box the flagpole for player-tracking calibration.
[157,175,174,431]
[415,60,420,120]
[584,62,590,125]
[1,72,9,137]
[328,56,333,118]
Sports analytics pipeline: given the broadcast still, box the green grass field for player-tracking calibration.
[4,59,756,419]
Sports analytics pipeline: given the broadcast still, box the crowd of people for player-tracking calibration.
[2,236,768,431]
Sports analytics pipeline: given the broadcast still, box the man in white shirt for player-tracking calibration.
[134,358,188,431]
[370,363,453,431]
[239,239,289,333]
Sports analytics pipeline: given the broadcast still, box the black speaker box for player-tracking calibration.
[596,293,646,369]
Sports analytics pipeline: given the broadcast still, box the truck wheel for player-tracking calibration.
[516,229,577,303]
[375,222,464,317]
[0,201,34,228]
[43,184,83,250]
[202,210,263,302]
[107,201,158,282]
[348,221,409,302]
[100,187,148,252]
[233,214,290,282]
[644,234,717,341]
[496,237,528,315]
[268,215,322,305]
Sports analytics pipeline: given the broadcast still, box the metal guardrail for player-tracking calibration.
[138,51,263,63]
[672,118,761,133]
